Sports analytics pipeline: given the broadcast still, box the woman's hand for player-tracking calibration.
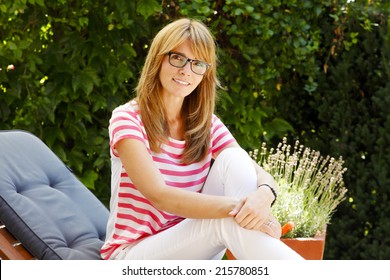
[229,187,273,230]
[258,215,281,239]
[228,180,281,239]
[229,194,281,239]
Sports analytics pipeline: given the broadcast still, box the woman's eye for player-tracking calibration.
[172,54,184,61]
[193,61,206,68]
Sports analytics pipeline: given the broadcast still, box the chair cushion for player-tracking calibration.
[0,130,109,259]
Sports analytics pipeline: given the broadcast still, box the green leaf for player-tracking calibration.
[72,72,81,93]
[7,41,17,50]
[18,40,31,49]
[70,102,93,123]
[263,118,294,141]
[68,149,84,173]
[52,144,67,163]
[0,4,7,13]
[71,67,99,96]
[78,17,89,28]
[35,0,45,7]
[79,170,98,190]
[136,0,162,19]
[120,43,137,58]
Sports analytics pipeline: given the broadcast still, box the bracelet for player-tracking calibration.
[258,183,277,206]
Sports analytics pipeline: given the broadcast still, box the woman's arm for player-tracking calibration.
[215,142,278,232]
[116,138,239,219]
[214,142,277,209]
[232,166,277,231]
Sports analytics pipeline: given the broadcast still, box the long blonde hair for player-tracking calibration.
[135,18,220,164]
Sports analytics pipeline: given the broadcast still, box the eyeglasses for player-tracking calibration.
[167,51,210,75]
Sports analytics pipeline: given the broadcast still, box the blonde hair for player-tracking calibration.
[135,18,220,164]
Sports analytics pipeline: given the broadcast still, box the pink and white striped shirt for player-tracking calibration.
[100,100,235,259]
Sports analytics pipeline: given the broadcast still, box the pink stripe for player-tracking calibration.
[117,203,170,225]
[159,161,210,176]
[110,115,134,124]
[159,219,183,231]
[119,181,136,188]
[100,245,120,260]
[152,156,188,166]
[167,140,186,149]
[111,123,149,143]
[112,124,141,138]
[117,211,163,230]
[212,138,236,154]
[212,122,224,134]
[165,176,206,188]
[159,147,183,160]
[112,232,148,243]
[212,130,230,147]
[119,192,150,205]
[116,212,160,233]
[113,109,139,119]
[118,192,177,220]
[110,114,149,141]
[115,222,154,235]
[100,245,116,255]
[110,135,145,157]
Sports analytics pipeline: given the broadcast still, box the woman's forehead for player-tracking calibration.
[170,40,198,58]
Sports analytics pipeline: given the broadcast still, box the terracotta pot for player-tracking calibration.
[281,230,326,260]
[226,230,326,260]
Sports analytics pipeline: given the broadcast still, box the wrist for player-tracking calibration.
[227,197,242,217]
[257,183,277,206]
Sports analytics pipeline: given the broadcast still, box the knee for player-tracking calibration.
[215,147,249,167]
[214,147,254,173]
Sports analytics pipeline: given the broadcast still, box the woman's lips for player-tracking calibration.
[173,78,190,85]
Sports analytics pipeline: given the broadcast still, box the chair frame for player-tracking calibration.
[0,221,35,260]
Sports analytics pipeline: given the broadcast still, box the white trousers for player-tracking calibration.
[115,147,303,260]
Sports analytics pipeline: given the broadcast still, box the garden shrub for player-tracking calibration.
[273,1,390,259]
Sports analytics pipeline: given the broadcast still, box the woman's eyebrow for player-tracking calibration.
[171,51,199,60]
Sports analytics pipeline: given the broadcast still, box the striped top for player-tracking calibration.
[100,100,235,259]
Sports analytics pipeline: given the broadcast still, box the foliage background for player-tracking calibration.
[1,0,389,259]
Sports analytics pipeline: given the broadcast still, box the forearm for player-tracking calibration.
[151,186,238,219]
[252,159,278,193]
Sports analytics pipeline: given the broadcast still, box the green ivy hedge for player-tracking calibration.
[1,0,389,259]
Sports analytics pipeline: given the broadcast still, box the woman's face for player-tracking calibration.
[159,40,206,101]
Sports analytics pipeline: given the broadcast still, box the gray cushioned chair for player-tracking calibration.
[0,130,109,259]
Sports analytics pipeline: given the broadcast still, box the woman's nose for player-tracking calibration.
[179,62,192,75]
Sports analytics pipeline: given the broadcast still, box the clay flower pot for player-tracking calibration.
[281,230,326,260]
[225,229,326,260]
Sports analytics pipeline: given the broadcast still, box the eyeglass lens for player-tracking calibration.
[168,52,209,75]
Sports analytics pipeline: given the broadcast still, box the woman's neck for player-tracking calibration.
[167,117,184,140]
[163,95,185,140]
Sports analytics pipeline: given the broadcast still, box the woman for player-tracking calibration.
[100,18,303,260]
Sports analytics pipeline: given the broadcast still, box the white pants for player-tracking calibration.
[115,147,303,260]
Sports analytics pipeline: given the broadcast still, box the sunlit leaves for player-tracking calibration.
[136,0,162,19]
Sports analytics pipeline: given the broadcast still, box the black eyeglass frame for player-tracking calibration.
[167,51,211,75]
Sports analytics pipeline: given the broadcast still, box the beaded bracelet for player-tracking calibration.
[258,183,277,206]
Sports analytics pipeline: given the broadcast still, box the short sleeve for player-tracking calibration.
[109,103,145,157]
[210,115,236,155]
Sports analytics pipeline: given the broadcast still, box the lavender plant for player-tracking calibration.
[250,138,348,238]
